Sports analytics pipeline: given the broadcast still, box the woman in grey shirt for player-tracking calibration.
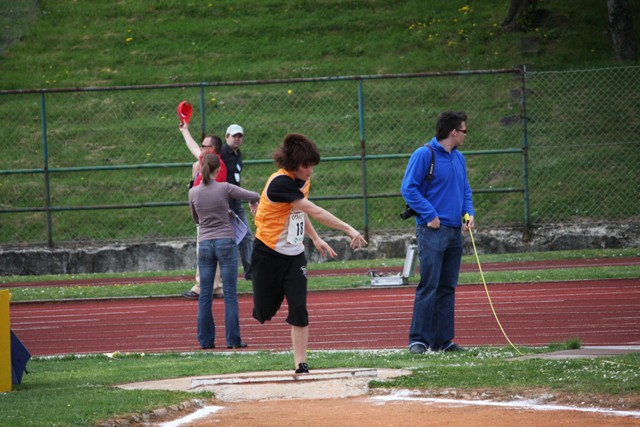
[189,154,260,349]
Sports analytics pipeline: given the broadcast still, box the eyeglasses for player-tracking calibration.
[456,129,468,134]
[202,145,213,148]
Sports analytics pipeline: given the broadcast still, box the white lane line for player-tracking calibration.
[157,405,225,427]
[372,391,640,418]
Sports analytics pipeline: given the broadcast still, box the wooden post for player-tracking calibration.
[0,289,11,392]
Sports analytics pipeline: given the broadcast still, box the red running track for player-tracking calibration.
[10,278,640,356]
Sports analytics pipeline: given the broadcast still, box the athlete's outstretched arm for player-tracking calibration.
[292,198,367,250]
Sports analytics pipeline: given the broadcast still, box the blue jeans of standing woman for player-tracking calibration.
[197,238,242,348]
[409,224,463,351]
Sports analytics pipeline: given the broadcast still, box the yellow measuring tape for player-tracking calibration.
[464,214,524,356]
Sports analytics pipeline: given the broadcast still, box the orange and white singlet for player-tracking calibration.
[254,168,310,256]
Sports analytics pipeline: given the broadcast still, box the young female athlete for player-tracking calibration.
[251,133,367,374]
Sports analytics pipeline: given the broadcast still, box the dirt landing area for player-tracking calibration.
[181,395,640,427]
[114,364,640,427]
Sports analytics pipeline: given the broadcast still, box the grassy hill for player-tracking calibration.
[0,0,638,246]
[1,0,638,90]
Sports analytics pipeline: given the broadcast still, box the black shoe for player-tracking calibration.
[182,290,199,300]
[442,342,466,352]
[409,343,428,354]
[295,363,309,374]
[227,342,248,349]
[201,344,215,350]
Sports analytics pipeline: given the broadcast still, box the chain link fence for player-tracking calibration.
[0,0,39,54]
[525,66,640,224]
[1,66,638,247]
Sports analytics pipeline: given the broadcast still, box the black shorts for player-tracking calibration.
[251,240,308,327]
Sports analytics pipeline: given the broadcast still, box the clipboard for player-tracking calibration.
[229,210,248,244]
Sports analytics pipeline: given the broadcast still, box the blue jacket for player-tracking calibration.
[400,137,474,227]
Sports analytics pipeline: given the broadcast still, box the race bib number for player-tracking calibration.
[287,212,305,245]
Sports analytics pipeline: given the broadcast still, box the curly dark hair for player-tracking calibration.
[272,133,321,171]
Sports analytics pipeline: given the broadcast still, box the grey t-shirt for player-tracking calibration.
[189,181,260,242]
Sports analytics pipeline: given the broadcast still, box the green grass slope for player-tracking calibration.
[1,0,638,90]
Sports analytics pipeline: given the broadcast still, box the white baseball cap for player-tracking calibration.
[226,124,244,136]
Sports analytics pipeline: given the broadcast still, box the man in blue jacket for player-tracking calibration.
[400,111,475,353]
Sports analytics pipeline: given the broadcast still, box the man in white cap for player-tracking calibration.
[221,124,254,280]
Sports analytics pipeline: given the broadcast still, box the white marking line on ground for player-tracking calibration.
[372,392,640,418]
[157,405,225,427]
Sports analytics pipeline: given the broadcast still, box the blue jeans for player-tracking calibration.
[231,201,253,280]
[409,224,463,350]
[197,238,242,347]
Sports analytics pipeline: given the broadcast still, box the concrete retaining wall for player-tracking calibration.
[1,223,638,276]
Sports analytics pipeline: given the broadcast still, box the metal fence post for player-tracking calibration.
[40,92,54,247]
[198,85,206,140]
[519,65,531,241]
[357,79,369,241]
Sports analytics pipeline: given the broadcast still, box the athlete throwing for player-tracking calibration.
[251,133,367,374]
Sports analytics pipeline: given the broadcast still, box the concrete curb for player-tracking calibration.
[116,368,412,402]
